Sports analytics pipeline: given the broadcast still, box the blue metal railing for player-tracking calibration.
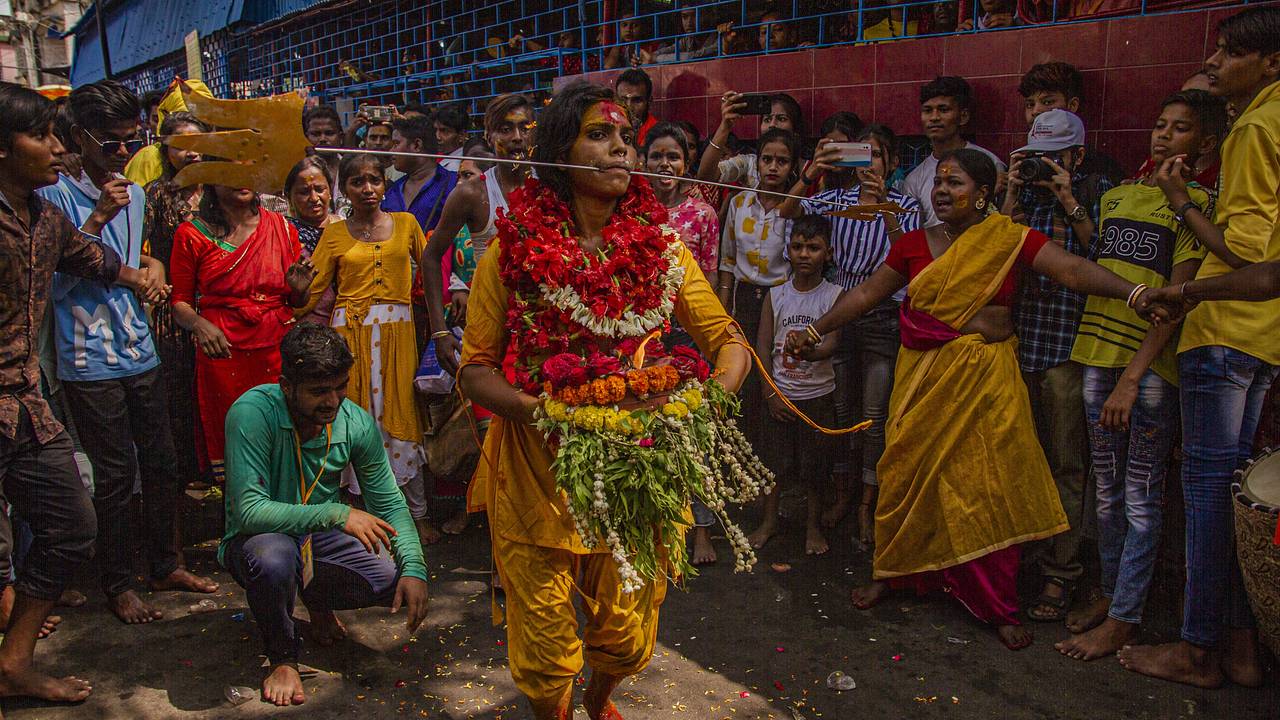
[112,0,1254,125]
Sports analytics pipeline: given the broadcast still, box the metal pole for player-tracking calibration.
[311,146,891,211]
[95,1,113,80]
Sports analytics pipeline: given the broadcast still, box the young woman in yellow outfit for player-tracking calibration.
[300,153,430,537]
[459,83,750,720]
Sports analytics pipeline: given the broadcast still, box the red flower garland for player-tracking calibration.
[497,177,677,392]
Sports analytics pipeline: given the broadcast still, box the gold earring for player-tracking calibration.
[975,197,987,210]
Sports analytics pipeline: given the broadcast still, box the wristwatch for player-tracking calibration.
[1174,200,1201,224]
[1066,205,1088,223]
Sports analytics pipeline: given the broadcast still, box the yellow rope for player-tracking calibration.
[729,338,873,437]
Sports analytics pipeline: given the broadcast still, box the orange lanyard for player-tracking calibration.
[293,424,333,505]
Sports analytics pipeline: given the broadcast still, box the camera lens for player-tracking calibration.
[1018,157,1051,183]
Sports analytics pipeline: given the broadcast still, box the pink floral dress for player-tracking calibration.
[667,195,719,276]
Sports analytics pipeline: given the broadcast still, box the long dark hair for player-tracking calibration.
[531,81,613,203]
[197,186,261,238]
[158,111,210,181]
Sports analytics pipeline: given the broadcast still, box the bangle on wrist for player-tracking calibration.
[1126,283,1149,309]
[708,139,725,152]
[805,324,823,344]
[431,330,453,339]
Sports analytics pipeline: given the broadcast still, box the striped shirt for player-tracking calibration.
[801,186,922,298]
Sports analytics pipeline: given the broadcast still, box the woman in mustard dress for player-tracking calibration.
[300,153,430,540]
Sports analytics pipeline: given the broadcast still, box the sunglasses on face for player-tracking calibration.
[82,128,146,155]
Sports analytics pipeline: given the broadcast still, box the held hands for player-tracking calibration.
[783,328,818,357]
[285,256,317,295]
[342,507,397,555]
[134,265,171,304]
[391,576,429,632]
[1134,284,1193,326]
[193,317,233,358]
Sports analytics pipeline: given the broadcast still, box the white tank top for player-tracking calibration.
[471,167,510,261]
[769,279,842,401]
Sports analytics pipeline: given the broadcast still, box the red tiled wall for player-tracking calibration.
[564,3,1270,173]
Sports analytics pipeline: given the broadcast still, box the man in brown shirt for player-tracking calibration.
[0,82,163,704]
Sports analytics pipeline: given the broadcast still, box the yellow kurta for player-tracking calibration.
[874,214,1068,579]
[459,233,740,706]
[301,213,426,483]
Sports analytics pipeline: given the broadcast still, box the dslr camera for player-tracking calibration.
[1017,151,1059,184]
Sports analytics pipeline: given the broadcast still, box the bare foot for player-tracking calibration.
[583,671,624,719]
[414,518,443,546]
[856,503,875,548]
[1117,641,1224,688]
[441,507,470,535]
[1065,591,1109,634]
[56,590,87,608]
[149,568,219,594]
[1222,628,1263,688]
[0,587,61,639]
[746,520,777,550]
[805,524,829,555]
[261,663,306,706]
[304,609,347,647]
[1055,617,1135,660]
[820,483,851,528]
[691,527,717,566]
[997,624,1033,650]
[107,590,163,625]
[0,664,92,702]
[851,581,888,610]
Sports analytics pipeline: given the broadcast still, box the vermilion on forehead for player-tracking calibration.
[585,101,629,127]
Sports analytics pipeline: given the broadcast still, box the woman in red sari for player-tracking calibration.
[170,185,314,483]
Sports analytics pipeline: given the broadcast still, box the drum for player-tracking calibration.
[1233,447,1280,656]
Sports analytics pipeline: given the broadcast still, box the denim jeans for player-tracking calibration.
[1082,366,1177,624]
[831,300,898,486]
[224,529,401,663]
[1179,345,1278,647]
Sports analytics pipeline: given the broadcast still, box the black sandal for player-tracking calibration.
[1028,576,1070,622]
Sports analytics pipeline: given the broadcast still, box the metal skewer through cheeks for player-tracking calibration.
[312,146,908,217]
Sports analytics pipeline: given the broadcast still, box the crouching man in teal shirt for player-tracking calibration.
[219,323,428,706]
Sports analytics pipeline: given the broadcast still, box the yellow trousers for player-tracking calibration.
[494,537,668,706]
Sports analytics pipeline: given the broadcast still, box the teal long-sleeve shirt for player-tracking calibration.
[218,384,427,582]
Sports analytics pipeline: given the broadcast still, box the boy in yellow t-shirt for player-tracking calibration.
[1061,89,1224,663]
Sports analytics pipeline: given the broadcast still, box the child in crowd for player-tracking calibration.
[718,128,802,454]
[749,215,843,554]
[1059,89,1224,662]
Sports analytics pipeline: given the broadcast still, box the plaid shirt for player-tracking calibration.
[1011,172,1112,373]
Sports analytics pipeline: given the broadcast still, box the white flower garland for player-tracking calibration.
[536,228,686,339]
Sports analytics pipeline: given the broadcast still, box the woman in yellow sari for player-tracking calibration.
[789,149,1147,649]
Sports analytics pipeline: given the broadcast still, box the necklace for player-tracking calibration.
[347,212,384,242]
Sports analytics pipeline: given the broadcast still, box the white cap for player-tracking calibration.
[1016,109,1086,153]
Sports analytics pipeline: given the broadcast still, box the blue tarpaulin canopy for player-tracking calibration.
[70,0,332,86]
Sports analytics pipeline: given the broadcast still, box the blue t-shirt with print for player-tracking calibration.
[38,174,157,382]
